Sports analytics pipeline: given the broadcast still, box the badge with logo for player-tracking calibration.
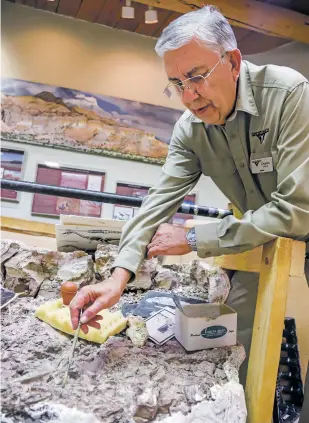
[251,128,269,144]
[250,156,273,174]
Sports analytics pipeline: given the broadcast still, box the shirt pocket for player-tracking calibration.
[200,158,237,177]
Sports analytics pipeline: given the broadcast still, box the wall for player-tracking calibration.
[1,1,228,223]
[245,41,309,78]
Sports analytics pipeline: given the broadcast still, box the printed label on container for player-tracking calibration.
[200,326,227,339]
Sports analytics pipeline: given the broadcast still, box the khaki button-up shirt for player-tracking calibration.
[113,60,309,276]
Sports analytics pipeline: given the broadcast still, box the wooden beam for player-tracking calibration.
[36,0,60,13]
[57,0,82,18]
[185,219,306,278]
[214,246,263,273]
[1,217,56,238]
[96,0,122,27]
[245,237,293,423]
[76,0,107,23]
[153,11,182,38]
[135,0,309,44]
[214,240,305,278]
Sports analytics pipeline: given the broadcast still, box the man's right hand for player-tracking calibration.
[69,267,131,334]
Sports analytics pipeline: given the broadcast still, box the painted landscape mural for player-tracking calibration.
[1,78,183,164]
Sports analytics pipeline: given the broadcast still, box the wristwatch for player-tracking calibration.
[186,227,197,251]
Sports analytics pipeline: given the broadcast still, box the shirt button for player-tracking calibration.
[240,163,245,168]
[249,189,254,195]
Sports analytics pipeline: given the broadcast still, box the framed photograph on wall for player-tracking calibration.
[0,148,25,202]
[31,164,105,218]
[113,183,150,221]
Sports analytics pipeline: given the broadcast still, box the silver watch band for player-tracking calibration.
[186,227,197,251]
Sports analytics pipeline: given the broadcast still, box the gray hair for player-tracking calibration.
[155,6,237,57]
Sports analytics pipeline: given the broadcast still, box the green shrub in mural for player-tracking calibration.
[1,79,183,165]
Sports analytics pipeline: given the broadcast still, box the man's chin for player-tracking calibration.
[197,115,223,125]
[192,106,222,125]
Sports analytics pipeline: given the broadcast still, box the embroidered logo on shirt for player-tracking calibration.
[252,160,261,167]
[251,128,269,144]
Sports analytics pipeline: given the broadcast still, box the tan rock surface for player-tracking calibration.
[95,242,158,291]
[2,241,94,297]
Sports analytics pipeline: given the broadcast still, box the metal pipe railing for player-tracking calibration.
[0,179,233,219]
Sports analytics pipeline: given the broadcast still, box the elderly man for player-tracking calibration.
[70,6,309,386]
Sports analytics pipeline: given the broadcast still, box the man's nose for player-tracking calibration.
[181,86,199,103]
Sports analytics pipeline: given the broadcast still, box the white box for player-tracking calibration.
[175,303,237,351]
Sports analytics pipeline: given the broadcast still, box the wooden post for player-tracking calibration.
[245,237,293,423]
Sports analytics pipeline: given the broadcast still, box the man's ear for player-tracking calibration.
[228,49,242,81]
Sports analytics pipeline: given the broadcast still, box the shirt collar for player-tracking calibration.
[189,60,259,124]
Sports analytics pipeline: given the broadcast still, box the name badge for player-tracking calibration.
[250,156,273,174]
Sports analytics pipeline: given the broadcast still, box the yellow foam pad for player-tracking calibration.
[35,298,127,344]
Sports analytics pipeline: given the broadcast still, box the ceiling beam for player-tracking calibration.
[135,0,309,45]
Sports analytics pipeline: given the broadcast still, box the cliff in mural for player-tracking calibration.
[1,90,171,164]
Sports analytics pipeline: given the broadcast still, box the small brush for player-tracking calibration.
[62,308,82,387]
[60,281,81,387]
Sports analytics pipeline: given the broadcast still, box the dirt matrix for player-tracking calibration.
[1,241,246,423]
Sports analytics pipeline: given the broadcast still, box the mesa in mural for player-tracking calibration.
[1,78,183,165]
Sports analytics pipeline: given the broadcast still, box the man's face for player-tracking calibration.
[163,40,241,125]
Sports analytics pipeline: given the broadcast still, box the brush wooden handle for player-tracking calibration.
[60,282,78,306]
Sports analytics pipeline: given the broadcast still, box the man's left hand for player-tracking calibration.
[147,223,192,259]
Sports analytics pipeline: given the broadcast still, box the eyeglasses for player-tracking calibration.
[163,53,226,99]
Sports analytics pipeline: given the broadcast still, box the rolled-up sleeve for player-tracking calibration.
[196,81,309,258]
[113,122,202,276]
